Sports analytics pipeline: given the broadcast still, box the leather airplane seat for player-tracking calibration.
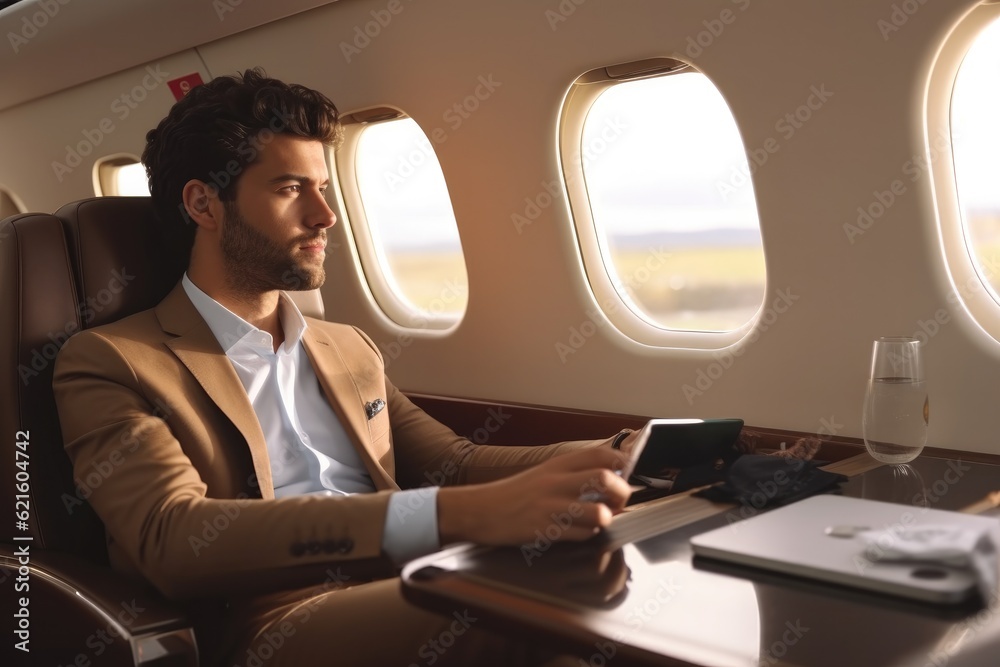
[1,199,198,666]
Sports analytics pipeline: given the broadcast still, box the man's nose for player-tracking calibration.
[308,189,337,228]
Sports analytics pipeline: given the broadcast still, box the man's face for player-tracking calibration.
[219,134,335,294]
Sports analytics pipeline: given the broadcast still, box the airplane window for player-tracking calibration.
[96,158,149,196]
[577,71,766,333]
[353,117,468,324]
[952,17,1000,302]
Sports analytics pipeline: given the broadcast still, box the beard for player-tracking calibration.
[220,201,326,296]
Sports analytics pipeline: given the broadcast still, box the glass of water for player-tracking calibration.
[862,337,928,464]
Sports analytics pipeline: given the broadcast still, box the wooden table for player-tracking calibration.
[402,454,1000,666]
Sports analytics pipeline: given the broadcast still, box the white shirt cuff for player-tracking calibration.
[382,487,441,565]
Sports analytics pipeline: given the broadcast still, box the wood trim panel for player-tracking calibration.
[407,393,647,447]
[407,393,1000,466]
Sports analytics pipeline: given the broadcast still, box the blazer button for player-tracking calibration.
[337,539,354,554]
[290,542,306,557]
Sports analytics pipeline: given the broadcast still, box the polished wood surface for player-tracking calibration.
[408,393,1000,467]
[403,454,1000,667]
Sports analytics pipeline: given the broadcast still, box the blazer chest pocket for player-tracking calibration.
[365,399,390,447]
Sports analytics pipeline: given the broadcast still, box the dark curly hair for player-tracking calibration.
[141,68,342,257]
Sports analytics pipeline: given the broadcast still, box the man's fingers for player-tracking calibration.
[547,453,633,505]
[566,467,632,507]
[617,429,645,456]
[554,503,614,541]
[580,501,615,529]
[546,470,627,505]
[550,446,630,473]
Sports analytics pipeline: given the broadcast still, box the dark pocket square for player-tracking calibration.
[364,398,386,420]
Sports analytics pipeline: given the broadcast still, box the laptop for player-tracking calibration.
[689,494,1000,604]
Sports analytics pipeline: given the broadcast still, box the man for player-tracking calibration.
[53,69,637,666]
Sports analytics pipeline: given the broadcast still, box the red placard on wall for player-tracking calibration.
[167,73,205,101]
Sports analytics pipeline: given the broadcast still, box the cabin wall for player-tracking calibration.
[0,52,209,209]
[2,0,997,452]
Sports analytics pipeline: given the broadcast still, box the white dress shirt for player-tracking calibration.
[182,274,439,564]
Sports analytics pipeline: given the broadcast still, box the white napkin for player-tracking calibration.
[856,524,998,601]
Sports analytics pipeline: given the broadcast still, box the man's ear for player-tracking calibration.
[181,180,224,231]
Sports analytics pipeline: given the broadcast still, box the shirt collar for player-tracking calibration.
[182,273,308,354]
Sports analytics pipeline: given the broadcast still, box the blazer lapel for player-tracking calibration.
[154,284,275,499]
[303,329,399,491]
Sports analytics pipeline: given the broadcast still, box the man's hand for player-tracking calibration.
[613,428,644,457]
[437,447,631,547]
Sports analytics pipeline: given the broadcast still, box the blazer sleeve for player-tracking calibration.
[348,328,622,489]
[53,330,397,601]
[384,379,621,487]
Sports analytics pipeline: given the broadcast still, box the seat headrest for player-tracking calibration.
[55,195,325,322]
[55,197,188,329]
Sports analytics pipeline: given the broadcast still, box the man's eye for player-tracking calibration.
[282,185,301,193]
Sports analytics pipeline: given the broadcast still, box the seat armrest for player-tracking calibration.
[1,547,198,666]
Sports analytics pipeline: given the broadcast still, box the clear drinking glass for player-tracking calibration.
[863,337,928,464]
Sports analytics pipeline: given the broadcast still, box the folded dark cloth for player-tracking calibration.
[693,454,848,509]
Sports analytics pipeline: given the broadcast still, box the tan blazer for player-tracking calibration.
[53,284,607,604]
